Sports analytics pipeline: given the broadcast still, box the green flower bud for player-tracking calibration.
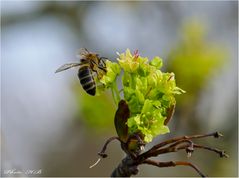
[117,49,139,73]
[122,71,130,87]
[135,90,145,105]
[100,60,121,88]
[135,77,148,95]
[137,57,151,77]
[149,56,163,69]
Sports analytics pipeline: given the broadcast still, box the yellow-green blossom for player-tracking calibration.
[100,49,184,143]
[127,99,170,142]
[117,48,140,73]
[100,60,121,88]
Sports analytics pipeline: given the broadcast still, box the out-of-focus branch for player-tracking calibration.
[2,2,90,27]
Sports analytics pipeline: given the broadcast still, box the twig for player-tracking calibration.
[193,144,229,158]
[98,136,120,158]
[99,132,227,177]
[143,159,206,177]
[144,132,222,153]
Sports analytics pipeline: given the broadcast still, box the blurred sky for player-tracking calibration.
[1,1,238,177]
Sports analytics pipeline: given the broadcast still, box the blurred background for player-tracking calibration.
[1,1,238,177]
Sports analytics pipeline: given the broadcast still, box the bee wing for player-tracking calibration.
[80,48,89,54]
[55,63,81,73]
[76,48,89,58]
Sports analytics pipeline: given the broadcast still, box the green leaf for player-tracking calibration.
[100,60,121,88]
[150,56,163,69]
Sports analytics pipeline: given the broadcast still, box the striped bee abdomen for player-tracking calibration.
[78,66,96,96]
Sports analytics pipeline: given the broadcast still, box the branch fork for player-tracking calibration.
[96,132,228,177]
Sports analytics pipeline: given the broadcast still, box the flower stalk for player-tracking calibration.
[110,81,120,105]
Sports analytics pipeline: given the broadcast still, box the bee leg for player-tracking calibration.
[90,60,102,74]
[91,68,97,73]
[90,60,106,78]
[93,67,106,80]
[92,68,101,79]
[98,66,107,73]
[100,57,108,62]
[99,58,107,67]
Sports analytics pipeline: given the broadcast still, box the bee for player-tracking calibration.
[55,48,107,96]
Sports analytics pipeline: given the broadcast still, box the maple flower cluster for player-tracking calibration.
[100,49,185,142]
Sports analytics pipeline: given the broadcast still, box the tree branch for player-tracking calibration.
[143,159,206,177]
[98,136,120,158]
[111,155,138,177]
